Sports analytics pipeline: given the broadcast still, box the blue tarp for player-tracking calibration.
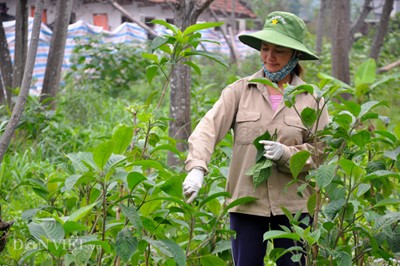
[2,18,255,94]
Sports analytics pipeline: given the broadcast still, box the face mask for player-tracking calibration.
[262,55,299,83]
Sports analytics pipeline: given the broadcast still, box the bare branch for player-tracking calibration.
[0,0,44,164]
[106,0,157,39]
[377,59,400,73]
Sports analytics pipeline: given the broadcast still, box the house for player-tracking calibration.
[0,0,256,33]
[1,0,257,94]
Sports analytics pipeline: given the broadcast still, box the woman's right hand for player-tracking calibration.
[182,168,205,203]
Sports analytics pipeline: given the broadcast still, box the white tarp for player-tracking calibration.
[2,18,255,94]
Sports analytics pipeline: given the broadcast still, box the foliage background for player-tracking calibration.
[0,13,399,266]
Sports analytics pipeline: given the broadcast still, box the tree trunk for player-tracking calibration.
[12,0,29,90]
[369,0,394,61]
[0,0,44,164]
[167,0,214,166]
[0,19,13,107]
[331,0,351,90]
[348,0,373,50]
[315,0,328,56]
[40,0,74,108]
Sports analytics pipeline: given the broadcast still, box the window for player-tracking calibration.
[93,13,109,30]
[30,6,47,23]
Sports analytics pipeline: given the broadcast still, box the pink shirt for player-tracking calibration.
[269,94,282,111]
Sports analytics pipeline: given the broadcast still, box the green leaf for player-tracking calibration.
[47,241,67,258]
[185,50,229,69]
[160,175,182,197]
[362,170,399,182]
[339,159,364,179]
[82,240,112,253]
[247,159,273,189]
[351,130,371,148]
[315,165,335,188]
[63,221,87,235]
[104,154,127,178]
[317,72,352,89]
[149,36,171,51]
[145,238,186,266]
[333,251,352,266]
[222,196,257,215]
[129,159,165,172]
[150,19,180,35]
[359,100,380,119]
[356,183,371,197]
[93,140,114,170]
[68,244,93,266]
[199,255,227,266]
[249,78,279,89]
[68,202,98,222]
[29,220,65,244]
[115,229,138,262]
[253,130,273,162]
[199,191,231,208]
[301,107,317,128]
[373,198,400,208]
[146,65,159,84]
[112,124,133,154]
[355,58,376,87]
[183,61,201,75]
[212,240,231,254]
[120,204,142,236]
[307,193,317,216]
[324,199,346,220]
[142,53,159,63]
[182,22,224,36]
[263,230,301,241]
[127,171,146,191]
[151,144,181,157]
[289,151,311,179]
[342,100,361,117]
[66,152,93,172]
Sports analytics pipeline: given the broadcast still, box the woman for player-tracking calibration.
[183,11,329,266]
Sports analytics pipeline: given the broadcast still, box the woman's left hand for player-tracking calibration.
[259,140,285,161]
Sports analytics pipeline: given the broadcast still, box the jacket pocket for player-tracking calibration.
[283,115,308,144]
[235,111,262,144]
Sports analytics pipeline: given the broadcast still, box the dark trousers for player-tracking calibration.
[230,212,308,266]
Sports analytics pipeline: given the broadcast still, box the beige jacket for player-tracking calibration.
[185,70,330,217]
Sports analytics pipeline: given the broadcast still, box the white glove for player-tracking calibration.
[259,140,284,161]
[183,168,205,203]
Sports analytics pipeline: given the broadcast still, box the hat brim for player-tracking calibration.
[239,29,319,61]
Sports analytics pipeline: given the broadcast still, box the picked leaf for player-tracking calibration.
[247,130,277,189]
[246,159,273,189]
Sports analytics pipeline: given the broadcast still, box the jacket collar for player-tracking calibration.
[247,69,305,90]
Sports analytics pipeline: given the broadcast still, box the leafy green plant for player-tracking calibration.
[143,19,228,108]
[2,20,254,266]
[2,17,400,266]
[65,36,150,98]
[261,59,400,265]
[246,130,275,189]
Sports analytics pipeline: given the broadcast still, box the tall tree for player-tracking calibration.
[0,0,44,164]
[331,0,351,88]
[0,16,13,107]
[315,0,328,56]
[369,0,394,61]
[168,0,214,166]
[40,0,74,108]
[12,0,29,90]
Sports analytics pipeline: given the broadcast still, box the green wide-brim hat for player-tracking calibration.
[239,11,319,60]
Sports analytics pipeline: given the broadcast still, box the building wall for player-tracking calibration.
[1,0,247,32]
